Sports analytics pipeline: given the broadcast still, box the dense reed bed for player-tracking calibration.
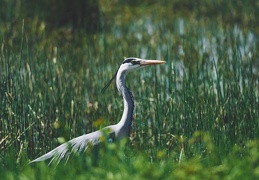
[1,1,259,179]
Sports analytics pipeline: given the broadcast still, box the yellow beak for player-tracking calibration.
[139,59,166,66]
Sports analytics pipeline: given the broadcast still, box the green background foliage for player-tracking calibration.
[1,0,259,179]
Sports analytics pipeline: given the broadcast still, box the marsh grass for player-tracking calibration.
[1,1,259,179]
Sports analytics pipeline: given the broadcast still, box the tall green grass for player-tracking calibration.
[1,2,259,179]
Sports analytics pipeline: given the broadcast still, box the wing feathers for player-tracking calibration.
[30,130,104,164]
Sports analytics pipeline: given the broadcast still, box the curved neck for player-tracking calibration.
[116,70,134,136]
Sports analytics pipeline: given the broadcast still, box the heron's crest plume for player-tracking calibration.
[100,57,139,93]
[101,66,120,93]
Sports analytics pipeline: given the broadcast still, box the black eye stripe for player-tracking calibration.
[131,60,139,65]
[122,58,136,64]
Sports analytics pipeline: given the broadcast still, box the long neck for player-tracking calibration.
[116,71,134,136]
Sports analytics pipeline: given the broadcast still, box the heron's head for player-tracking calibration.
[120,57,165,72]
[101,57,165,93]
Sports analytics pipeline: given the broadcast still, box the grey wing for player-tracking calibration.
[30,130,103,165]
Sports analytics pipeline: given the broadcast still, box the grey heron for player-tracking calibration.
[30,57,165,164]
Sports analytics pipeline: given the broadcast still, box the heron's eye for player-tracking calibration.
[131,60,139,65]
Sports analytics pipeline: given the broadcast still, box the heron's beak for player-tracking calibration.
[139,59,166,66]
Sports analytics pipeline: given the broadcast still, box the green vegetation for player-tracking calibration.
[1,0,259,179]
